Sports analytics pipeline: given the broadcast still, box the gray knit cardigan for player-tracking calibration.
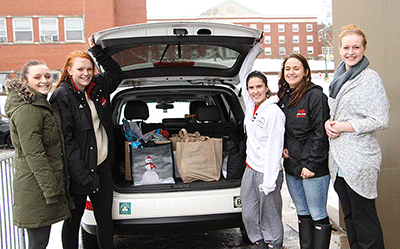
[328,68,389,199]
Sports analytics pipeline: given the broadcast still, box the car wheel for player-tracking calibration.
[240,226,252,244]
[81,226,100,249]
[5,134,14,149]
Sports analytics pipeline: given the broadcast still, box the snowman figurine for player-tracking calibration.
[141,155,160,184]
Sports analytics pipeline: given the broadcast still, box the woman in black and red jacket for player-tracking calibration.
[277,53,331,249]
[50,37,122,249]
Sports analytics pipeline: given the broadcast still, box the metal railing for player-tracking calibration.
[0,152,27,249]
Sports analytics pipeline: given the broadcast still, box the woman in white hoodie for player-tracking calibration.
[239,43,286,248]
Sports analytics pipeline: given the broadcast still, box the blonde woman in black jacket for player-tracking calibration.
[50,37,122,249]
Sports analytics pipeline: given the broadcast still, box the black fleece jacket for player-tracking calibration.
[50,45,122,195]
[278,84,330,179]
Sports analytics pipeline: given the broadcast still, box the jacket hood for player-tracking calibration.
[4,78,47,118]
[5,78,35,103]
[309,83,323,92]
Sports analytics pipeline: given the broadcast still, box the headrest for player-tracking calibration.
[196,106,221,123]
[189,100,207,115]
[124,100,149,120]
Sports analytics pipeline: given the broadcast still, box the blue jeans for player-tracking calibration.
[285,173,330,221]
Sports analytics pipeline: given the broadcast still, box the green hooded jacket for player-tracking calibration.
[4,78,74,228]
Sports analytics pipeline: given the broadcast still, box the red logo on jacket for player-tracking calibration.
[100,97,107,107]
[296,109,307,118]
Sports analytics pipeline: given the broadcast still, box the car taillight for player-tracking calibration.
[85,201,93,211]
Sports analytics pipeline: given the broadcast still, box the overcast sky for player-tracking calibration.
[147,0,332,23]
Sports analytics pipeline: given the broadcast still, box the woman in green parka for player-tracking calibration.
[4,61,74,249]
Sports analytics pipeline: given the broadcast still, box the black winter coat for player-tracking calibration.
[278,85,330,179]
[50,45,122,195]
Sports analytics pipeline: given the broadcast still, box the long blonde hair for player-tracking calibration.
[55,51,95,88]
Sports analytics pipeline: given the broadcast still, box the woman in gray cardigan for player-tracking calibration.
[325,24,389,249]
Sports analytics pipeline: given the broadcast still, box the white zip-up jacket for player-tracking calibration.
[239,42,285,195]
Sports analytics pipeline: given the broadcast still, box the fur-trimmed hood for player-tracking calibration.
[5,78,35,103]
[4,78,49,119]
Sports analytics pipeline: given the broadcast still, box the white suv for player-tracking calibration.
[80,21,262,248]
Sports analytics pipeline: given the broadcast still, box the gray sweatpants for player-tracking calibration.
[241,167,284,246]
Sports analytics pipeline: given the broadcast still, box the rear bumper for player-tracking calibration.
[82,212,243,235]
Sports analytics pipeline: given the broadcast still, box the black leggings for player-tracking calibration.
[26,226,51,249]
[334,177,384,249]
[62,159,114,249]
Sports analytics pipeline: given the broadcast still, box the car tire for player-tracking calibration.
[5,134,14,149]
[81,226,100,249]
[240,226,252,244]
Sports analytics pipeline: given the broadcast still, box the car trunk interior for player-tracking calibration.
[110,85,246,193]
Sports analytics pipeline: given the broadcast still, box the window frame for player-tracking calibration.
[306,24,313,32]
[64,17,84,42]
[39,18,59,42]
[278,35,285,44]
[225,5,236,15]
[279,47,286,55]
[264,24,270,33]
[264,36,271,44]
[307,35,313,43]
[278,24,285,32]
[13,18,33,42]
[307,46,314,54]
[293,47,300,54]
[293,35,299,43]
[292,24,299,32]
[264,47,271,56]
[0,18,7,43]
[250,24,257,29]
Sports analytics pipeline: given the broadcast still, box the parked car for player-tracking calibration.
[80,21,262,248]
[0,117,14,149]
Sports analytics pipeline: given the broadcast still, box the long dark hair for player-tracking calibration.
[277,53,313,107]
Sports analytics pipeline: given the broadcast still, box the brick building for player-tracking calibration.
[149,0,327,61]
[0,0,146,86]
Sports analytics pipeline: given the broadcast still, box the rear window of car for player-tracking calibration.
[111,44,240,72]
[146,102,189,123]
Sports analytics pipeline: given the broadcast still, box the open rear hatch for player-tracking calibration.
[92,21,263,81]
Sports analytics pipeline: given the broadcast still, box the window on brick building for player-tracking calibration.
[14,18,33,42]
[225,6,236,14]
[40,18,59,42]
[278,24,285,32]
[307,46,314,54]
[250,24,257,29]
[279,36,285,44]
[264,24,270,32]
[293,35,299,43]
[292,24,299,32]
[293,47,300,54]
[264,47,271,56]
[0,19,6,43]
[307,35,313,43]
[264,36,271,44]
[279,47,286,55]
[65,18,83,41]
[306,24,313,32]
